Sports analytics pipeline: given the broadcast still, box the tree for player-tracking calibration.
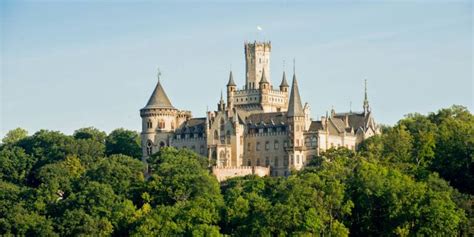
[0,146,35,185]
[105,129,141,159]
[428,106,474,194]
[2,128,28,144]
[73,127,106,142]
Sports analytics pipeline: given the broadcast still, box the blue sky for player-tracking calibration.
[1,0,472,136]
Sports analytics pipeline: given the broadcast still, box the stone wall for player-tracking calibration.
[212,166,270,182]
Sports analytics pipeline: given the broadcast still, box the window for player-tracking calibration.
[265,141,270,150]
[214,131,219,141]
[274,140,279,150]
[159,141,165,147]
[219,151,226,167]
[274,157,279,167]
[290,155,293,165]
[158,119,165,129]
[311,137,317,147]
[296,155,300,164]
[147,120,153,129]
[265,157,270,166]
[200,145,205,154]
[191,145,196,151]
[146,140,153,155]
[226,131,231,144]
[257,159,261,166]
[256,142,261,151]
[220,118,225,132]
[247,160,251,166]
[240,136,243,145]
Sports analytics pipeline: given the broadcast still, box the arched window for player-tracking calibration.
[220,118,225,132]
[146,140,153,155]
[159,141,165,148]
[147,120,153,129]
[158,119,165,129]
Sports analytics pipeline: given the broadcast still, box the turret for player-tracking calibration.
[286,72,305,170]
[226,70,236,109]
[140,72,179,161]
[279,71,289,92]
[218,91,226,111]
[259,68,270,90]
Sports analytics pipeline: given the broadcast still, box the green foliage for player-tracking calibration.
[0,105,471,236]
[105,128,141,159]
[2,128,28,144]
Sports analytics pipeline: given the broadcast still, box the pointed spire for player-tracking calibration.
[287,73,304,117]
[220,90,224,102]
[227,70,236,86]
[143,75,174,109]
[363,79,370,115]
[279,71,289,88]
[259,68,269,84]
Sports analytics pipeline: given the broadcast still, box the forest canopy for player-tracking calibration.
[0,105,472,236]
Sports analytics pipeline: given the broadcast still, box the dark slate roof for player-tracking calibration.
[246,112,287,126]
[175,118,206,134]
[143,80,174,109]
[287,74,304,117]
[309,121,323,131]
[227,71,236,86]
[280,72,289,87]
[333,112,367,130]
[235,104,263,112]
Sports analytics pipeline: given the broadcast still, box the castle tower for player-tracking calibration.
[245,41,271,90]
[287,73,305,171]
[226,70,236,110]
[140,75,179,161]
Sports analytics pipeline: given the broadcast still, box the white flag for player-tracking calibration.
[257,26,262,31]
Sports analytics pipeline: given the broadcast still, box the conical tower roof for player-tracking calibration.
[280,71,289,87]
[260,68,269,84]
[227,71,236,86]
[143,80,175,109]
[287,74,304,117]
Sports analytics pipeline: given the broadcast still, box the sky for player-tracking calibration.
[1,0,472,136]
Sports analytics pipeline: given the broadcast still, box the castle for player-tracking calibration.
[140,41,380,179]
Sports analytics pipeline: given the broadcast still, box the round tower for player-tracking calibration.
[140,75,178,162]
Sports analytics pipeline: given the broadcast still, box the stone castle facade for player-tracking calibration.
[140,41,380,178]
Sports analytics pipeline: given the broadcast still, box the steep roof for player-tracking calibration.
[175,118,206,134]
[143,80,174,109]
[259,68,269,84]
[287,74,304,117]
[246,112,287,126]
[227,71,236,86]
[280,72,289,87]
